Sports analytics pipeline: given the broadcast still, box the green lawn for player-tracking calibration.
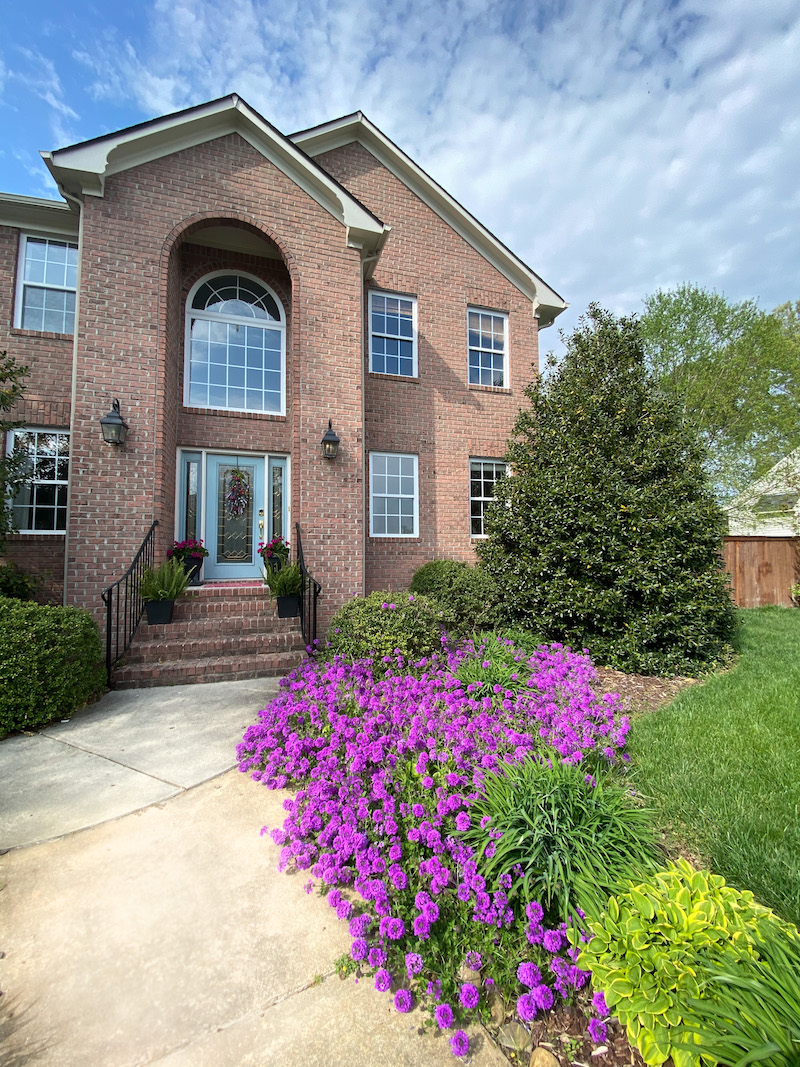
[627,607,800,926]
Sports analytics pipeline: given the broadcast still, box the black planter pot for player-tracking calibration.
[145,599,175,624]
[276,594,301,618]
[180,557,203,585]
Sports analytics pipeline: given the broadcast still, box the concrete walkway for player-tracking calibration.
[0,680,507,1067]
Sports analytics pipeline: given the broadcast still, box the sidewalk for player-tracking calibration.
[0,680,507,1066]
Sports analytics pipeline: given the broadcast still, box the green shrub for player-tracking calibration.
[461,758,660,926]
[140,557,190,602]
[575,859,795,1067]
[409,559,497,633]
[0,597,105,733]
[478,304,738,676]
[325,591,445,663]
[0,560,39,600]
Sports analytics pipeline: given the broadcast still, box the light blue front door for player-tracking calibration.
[177,452,288,580]
[205,454,265,579]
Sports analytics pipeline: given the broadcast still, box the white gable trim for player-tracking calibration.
[292,114,567,324]
[42,96,387,254]
[0,192,79,237]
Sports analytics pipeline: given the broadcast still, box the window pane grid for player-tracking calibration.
[468,310,507,387]
[187,274,285,414]
[370,293,416,377]
[470,459,506,537]
[371,453,418,536]
[21,238,78,334]
[11,429,70,532]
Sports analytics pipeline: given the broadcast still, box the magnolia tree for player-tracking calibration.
[478,305,738,676]
[0,352,28,552]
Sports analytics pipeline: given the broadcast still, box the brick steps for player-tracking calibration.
[113,582,306,688]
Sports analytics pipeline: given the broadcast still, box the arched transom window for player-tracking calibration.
[185,273,286,414]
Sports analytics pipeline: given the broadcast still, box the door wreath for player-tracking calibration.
[225,468,251,517]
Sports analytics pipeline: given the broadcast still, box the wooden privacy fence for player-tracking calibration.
[723,536,799,608]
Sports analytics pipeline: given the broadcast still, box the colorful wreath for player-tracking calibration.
[225,469,251,517]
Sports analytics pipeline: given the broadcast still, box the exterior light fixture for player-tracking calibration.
[100,398,129,445]
[321,419,340,460]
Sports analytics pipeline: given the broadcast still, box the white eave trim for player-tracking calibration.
[0,192,79,237]
[42,96,386,254]
[292,114,567,322]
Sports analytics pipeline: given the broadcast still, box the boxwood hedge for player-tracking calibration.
[0,597,105,733]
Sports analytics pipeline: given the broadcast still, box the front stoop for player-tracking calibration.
[113,583,307,688]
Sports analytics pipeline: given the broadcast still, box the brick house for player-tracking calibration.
[0,95,566,683]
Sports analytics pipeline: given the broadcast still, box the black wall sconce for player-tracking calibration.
[321,419,340,460]
[100,399,129,445]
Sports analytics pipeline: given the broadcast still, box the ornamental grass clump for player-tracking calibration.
[461,758,661,927]
[239,638,632,1056]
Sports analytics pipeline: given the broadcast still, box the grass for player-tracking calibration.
[627,606,800,926]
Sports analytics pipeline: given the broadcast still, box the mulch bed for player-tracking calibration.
[592,666,697,715]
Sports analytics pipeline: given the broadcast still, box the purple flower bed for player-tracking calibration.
[237,638,630,1056]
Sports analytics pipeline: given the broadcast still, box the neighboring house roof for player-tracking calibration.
[292,112,567,327]
[41,94,388,257]
[725,448,800,537]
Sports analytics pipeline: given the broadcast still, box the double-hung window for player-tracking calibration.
[369,291,417,377]
[7,428,70,532]
[470,458,506,537]
[370,452,418,536]
[16,236,78,334]
[468,308,508,387]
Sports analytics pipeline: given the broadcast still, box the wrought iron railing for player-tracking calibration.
[101,520,159,685]
[295,522,321,651]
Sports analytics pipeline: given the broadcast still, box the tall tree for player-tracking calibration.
[0,352,29,552]
[478,305,737,677]
[639,284,800,500]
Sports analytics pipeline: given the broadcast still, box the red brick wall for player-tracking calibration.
[316,142,540,592]
[0,225,74,601]
[67,133,365,628]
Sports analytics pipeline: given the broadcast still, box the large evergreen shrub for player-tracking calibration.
[0,597,105,733]
[478,305,737,676]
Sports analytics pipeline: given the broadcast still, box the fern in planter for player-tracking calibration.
[141,558,191,602]
[263,561,302,597]
[141,558,191,624]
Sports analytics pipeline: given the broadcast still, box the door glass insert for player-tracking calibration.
[185,460,199,540]
[216,463,255,563]
[270,460,284,541]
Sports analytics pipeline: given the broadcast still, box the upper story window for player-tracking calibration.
[7,428,70,533]
[185,272,286,415]
[468,308,508,388]
[16,236,78,334]
[369,291,417,377]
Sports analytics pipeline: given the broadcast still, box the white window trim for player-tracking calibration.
[14,233,79,332]
[183,270,287,417]
[6,427,70,534]
[469,456,507,539]
[467,307,509,389]
[368,290,418,378]
[369,451,419,538]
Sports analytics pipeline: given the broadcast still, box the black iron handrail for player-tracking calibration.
[101,520,159,685]
[295,522,321,652]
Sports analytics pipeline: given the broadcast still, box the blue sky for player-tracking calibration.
[2,0,798,354]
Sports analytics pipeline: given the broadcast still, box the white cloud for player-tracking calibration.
[24,0,800,350]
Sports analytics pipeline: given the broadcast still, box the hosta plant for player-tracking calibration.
[575,859,793,1067]
[461,757,661,927]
